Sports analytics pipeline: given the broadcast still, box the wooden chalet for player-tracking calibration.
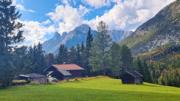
[44,64,85,80]
[121,70,143,84]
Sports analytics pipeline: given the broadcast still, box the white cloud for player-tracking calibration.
[86,0,175,31]
[16,4,35,13]
[12,0,35,13]
[47,0,175,35]
[79,5,90,16]
[85,0,110,8]
[21,21,55,46]
[48,5,89,34]
[17,0,175,46]
[86,4,127,30]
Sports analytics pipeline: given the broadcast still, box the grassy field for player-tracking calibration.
[0,76,180,101]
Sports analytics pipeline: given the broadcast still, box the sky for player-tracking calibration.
[13,0,175,46]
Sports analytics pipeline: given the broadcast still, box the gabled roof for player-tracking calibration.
[52,64,84,71]
[19,73,46,79]
[56,69,71,76]
[124,70,143,78]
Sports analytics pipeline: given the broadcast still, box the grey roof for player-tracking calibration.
[125,70,143,78]
[19,73,46,79]
[56,69,72,76]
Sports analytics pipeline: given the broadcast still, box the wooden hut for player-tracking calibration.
[121,70,143,84]
[17,73,48,84]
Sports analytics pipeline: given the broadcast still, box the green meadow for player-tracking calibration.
[0,76,180,101]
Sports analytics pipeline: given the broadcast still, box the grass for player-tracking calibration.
[0,76,180,101]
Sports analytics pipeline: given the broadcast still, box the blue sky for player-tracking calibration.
[17,0,115,21]
[14,0,175,45]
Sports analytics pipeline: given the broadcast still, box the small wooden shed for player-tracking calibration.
[18,73,48,84]
[121,70,143,84]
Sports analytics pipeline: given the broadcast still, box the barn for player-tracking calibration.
[17,73,48,84]
[44,64,85,80]
[121,70,143,84]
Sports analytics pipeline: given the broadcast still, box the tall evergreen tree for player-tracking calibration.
[120,45,133,70]
[134,58,152,82]
[142,60,151,82]
[28,43,46,74]
[68,46,77,64]
[57,44,68,64]
[134,57,143,74]
[0,0,24,87]
[36,43,47,73]
[75,44,81,65]
[85,28,93,74]
[13,46,31,74]
[45,53,55,67]
[86,27,93,52]
[110,42,122,76]
[89,21,112,74]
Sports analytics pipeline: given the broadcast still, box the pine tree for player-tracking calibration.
[134,58,152,82]
[0,0,24,87]
[13,46,31,74]
[57,44,68,64]
[134,57,143,74]
[142,60,151,82]
[45,53,55,67]
[110,42,122,76]
[85,27,93,74]
[89,21,112,74]
[120,45,133,70]
[35,43,47,73]
[27,44,46,74]
[86,27,93,52]
[68,46,77,64]
[75,44,81,65]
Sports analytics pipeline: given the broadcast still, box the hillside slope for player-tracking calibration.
[120,1,180,55]
[0,76,180,101]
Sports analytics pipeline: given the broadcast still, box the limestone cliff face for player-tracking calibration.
[121,1,180,55]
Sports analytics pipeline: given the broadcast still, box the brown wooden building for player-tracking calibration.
[17,73,48,84]
[121,70,143,84]
[44,64,85,80]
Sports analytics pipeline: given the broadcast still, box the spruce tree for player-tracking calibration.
[75,44,81,65]
[27,44,46,74]
[89,21,112,74]
[0,0,24,87]
[86,27,93,52]
[45,53,55,67]
[120,45,133,70]
[13,46,31,74]
[68,46,77,64]
[110,42,122,76]
[36,43,47,73]
[57,44,68,64]
[85,27,93,74]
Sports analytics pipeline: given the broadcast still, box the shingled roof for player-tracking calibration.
[19,73,46,79]
[56,69,71,76]
[125,70,143,78]
[52,64,84,71]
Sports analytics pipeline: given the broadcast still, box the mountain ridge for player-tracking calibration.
[120,1,180,55]
[42,24,132,54]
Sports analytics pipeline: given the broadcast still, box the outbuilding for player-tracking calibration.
[121,70,143,84]
[17,73,48,84]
